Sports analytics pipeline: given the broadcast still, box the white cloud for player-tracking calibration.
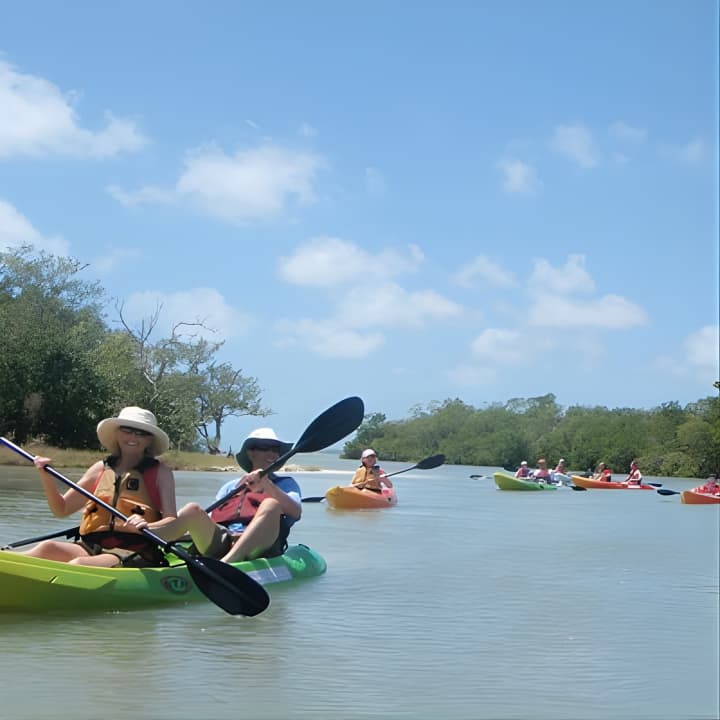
[91,247,143,275]
[447,363,498,386]
[274,318,384,358]
[119,288,253,341]
[550,124,598,168]
[0,60,146,159]
[278,237,424,288]
[454,255,515,289]
[365,166,387,195]
[529,254,595,295]
[528,293,647,329]
[610,121,647,143]
[298,122,318,137]
[676,138,707,165]
[109,143,326,223]
[0,199,69,255]
[497,158,541,194]
[684,325,720,374]
[337,282,463,329]
[469,328,530,366]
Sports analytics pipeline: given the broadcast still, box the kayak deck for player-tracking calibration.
[494,472,558,491]
[324,486,398,509]
[0,543,326,613]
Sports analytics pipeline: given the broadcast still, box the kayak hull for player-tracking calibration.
[571,476,655,490]
[681,490,720,505]
[494,472,558,491]
[325,486,397,509]
[0,543,326,613]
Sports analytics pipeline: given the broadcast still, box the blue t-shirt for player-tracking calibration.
[214,474,302,534]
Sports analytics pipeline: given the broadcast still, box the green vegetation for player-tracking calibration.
[1,246,268,454]
[342,395,720,479]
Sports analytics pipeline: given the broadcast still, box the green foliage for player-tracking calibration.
[342,392,720,479]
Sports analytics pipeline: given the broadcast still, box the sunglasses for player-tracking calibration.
[119,426,153,437]
[247,444,282,452]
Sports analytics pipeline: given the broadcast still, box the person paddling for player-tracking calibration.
[5,407,178,567]
[351,449,393,493]
[141,428,302,562]
[626,460,643,485]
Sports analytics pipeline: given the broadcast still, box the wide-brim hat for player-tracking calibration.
[96,406,170,457]
[236,428,292,472]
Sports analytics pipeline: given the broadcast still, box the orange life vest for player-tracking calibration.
[80,458,161,549]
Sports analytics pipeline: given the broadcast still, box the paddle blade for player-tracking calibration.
[184,554,270,616]
[293,396,365,453]
[415,454,445,470]
[656,488,680,496]
[301,496,326,503]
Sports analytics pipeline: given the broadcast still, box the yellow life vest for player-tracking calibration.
[80,459,162,541]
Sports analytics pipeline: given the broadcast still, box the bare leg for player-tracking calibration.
[222,498,282,563]
[20,540,90,562]
[150,502,218,550]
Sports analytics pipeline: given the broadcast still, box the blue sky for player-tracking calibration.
[1,1,718,450]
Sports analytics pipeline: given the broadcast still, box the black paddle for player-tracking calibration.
[0,436,270,617]
[656,488,681,496]
[206,396,365,513]
[3,525,80,549]
[302,452,446,503]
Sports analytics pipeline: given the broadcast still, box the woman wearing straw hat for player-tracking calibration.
[14,407,178,566]
[141,427,302,563]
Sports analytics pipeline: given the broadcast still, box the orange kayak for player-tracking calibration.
[681,489,720,505]
[571,475,655,490]
[324,486,397,509]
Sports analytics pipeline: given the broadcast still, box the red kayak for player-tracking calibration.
[571,475,655,490]
[681,489,720,505]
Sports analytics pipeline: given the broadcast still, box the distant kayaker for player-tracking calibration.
[626,460,643,485]
[554,458,568,475]
[141,427,302,563]
[351,449,393,493]
[592,462,613,482]
[7,406,178,567]
[530,458,551,482]
[515,461,531,478]
[696,474,720,495]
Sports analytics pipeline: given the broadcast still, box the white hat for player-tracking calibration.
[361,448,377,460]
[235,428,292,472]
[520,460,528,466]
[559,458,565,463]
[96,407,170,457]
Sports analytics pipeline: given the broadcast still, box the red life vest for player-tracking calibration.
[210,483,268,527]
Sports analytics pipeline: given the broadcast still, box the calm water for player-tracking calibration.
[0,455,718,720]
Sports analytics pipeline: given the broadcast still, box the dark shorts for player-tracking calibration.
[202,520,290,560]
[78,538,168,568]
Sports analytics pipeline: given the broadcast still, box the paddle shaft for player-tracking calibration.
[4,525,80,549]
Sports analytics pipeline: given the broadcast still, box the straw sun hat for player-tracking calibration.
[96,407,170,457]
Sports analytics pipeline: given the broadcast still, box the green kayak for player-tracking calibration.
[494,472,558,491]
[0,543,326,613]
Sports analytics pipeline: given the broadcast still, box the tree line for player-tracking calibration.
[0,246,269,453]
[342,393,720,479]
